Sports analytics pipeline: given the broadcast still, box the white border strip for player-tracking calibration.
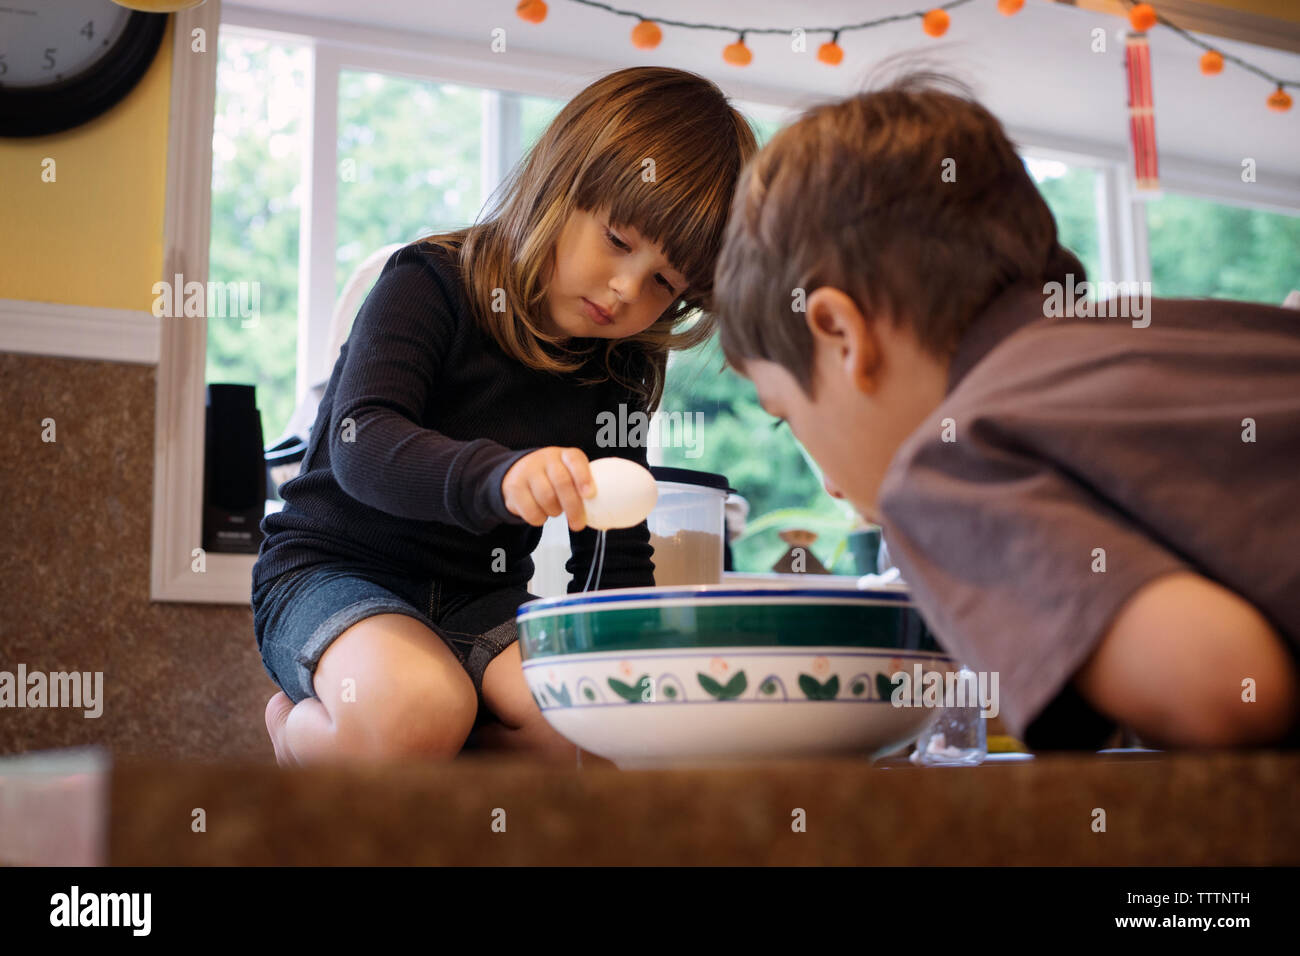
[0,299,159,364]
[150,1,253,604]
[295,40,339,408]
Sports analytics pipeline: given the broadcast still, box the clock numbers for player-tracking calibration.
[0,2,160,134]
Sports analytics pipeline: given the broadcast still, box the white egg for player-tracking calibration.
[584,458,658,530]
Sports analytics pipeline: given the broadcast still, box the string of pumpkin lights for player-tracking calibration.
[515,0,1296,112]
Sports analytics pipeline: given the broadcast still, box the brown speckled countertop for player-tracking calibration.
[3,747,1296,866]
[81,750,1300,865]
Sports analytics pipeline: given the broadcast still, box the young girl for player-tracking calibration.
[251,67,759,767]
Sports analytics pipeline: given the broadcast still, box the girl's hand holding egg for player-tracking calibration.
[502,447,596,531]
[502,449,656,531]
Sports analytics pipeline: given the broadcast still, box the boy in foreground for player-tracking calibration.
[713,73,1300,750]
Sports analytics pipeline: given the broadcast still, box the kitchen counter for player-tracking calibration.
[3,747,1298,865]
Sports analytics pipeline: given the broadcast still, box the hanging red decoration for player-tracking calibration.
[1199,50,1224,75]
[1267,85,1293,112]
[1125,32,1159,191]
[997,0,1025,15]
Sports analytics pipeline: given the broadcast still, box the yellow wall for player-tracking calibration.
[0,18,173,310]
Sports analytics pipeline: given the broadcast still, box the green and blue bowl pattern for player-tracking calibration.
[515,583,953,766]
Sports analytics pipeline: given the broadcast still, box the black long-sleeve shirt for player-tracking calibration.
[251,240,656,597]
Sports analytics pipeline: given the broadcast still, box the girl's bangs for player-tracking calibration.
[576,149,736,299]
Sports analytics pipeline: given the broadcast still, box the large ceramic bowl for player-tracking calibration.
[516,576,952,768]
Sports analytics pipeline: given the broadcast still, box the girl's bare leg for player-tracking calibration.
[264,613,478,766]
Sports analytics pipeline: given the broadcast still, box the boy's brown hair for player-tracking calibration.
[715,70,1084,396]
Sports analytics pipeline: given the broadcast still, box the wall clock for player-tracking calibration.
[0,0,168,137]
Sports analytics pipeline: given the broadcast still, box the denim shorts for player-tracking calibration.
[251,561,537,730]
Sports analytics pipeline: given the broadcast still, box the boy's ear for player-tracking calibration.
[804,286,880,395]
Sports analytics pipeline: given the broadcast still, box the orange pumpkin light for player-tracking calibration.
[997,0,1025,15]
[516,0,547,25]
[922,10,950,38]
[1128,3,1157,33]
[1267,86,1293,112]
[631,19,662,49]
[818,40,844,65]
[723,38,753,66]
[1199,50,1223,75]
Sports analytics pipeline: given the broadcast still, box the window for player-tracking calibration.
[1146,193,1299,305]
[207,32,309,453]
[335,72,483,303]
[207,32,565,458]
[520,94,563,152]
[661,334,851,573]
[1024,156,1105,286]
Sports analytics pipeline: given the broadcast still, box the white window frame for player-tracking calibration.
[1012,127,1300,292]
[150,0,224,603]
[136,3,1300,603]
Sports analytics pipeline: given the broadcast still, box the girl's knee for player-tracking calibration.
[313,613,479,759]
[320,679,477,760]
[369,688,477,758]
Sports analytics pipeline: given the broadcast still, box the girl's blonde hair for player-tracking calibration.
[423,67,759,413]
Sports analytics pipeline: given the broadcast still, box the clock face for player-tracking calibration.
[0,1,133,88]
[0,0,167,136]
